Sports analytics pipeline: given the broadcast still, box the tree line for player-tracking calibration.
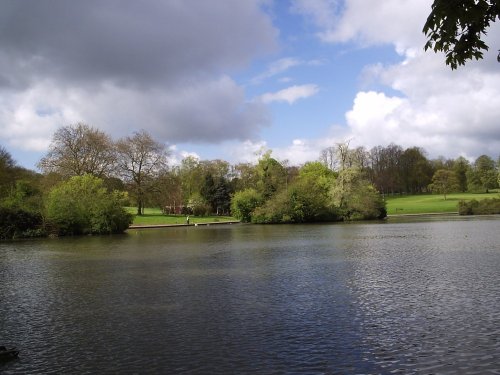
[1,123,499,238]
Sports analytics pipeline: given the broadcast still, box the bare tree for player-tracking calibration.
[319,146,338,171]
[115,130,169,215]
[38,123,116,178]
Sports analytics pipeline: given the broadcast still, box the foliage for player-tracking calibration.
[256,151,287,199]
[251,189,295,223]
[330,168,386,220]
[38,123,116,178]
[250,162,340,224]
[423,0,500,69]
[453,156,471,192]
[46,174,132,235]
[467,154,499,192]
[230,188,262,222]
[187,192,211,216]
[429,169,459,199]
[0,206,44,239]
[458,198,500,215]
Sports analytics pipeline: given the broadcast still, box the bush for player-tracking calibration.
[46,174,132,235]
[251,186,340,224]
[230,188,262,222]
[458,198,500,215]
[0,207,44,239]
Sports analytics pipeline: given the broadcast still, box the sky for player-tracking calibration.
[1,0,500,170]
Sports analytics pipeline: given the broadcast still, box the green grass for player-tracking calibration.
[126,207,237,226]
[386,193,500,215]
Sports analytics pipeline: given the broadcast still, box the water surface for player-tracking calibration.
[1,217,500,374]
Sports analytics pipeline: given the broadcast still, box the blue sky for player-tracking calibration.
[1,0,499,170]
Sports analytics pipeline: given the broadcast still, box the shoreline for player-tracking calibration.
[128,221,240,229]
[387,212,458,218]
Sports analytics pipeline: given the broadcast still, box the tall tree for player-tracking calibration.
[38,123,116,178]
[400,147,434,194]
[423,0,500,69]
[453,156,471,192]
[256,151,286,199]
[115,130,169,215]
[0,147,17,197]
[179,156,204,202]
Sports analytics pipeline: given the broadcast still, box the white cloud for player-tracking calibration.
[291,0,432,54]
[259,84,319,104]
[251,57,302,84]
[291,0,500,160]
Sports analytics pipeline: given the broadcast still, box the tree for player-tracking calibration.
[330,168,386,220]
[256,151,287,199]
[230,188,262,222]
[179,156,204,202]
[453,156,471,192]
[400,147,434,194]
[368,144,404,195]
[467,154,498,192]
[46,174,132,235]
[423,0,500,69]
[115,130,169,215]
[429,169,459,200]
[38,123,116,178]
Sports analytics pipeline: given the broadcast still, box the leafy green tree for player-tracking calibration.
[200,173,216,209]
[423,0,500,69]
[400,147,434,193]
[230,188,262,222]
[330,168,386,220]
[251,162,339,224]
[179,156,204,202]
[46,174,132,235]
[256,151,287,199]
[2,179,44,214]
[467,154,498,192]
[0,147,16,197]
[213,177,232,215]
[429,169,459,200]
[453,156,471,192]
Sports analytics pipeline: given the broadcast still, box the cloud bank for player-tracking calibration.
[0,0,278,150]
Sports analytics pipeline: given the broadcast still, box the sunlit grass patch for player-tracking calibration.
[125,207,236,225]
[385,193,499,215]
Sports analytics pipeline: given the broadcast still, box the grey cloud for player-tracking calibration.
[0,0,277,88]
[0,0,277,146]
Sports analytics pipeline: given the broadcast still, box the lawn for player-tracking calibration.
[126,207,237,226]
[385,192,499,215]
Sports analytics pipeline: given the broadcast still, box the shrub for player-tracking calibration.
[230,188,262,222]
[46,174,132,235]
[458,198,500,215]
[0,207,44,239]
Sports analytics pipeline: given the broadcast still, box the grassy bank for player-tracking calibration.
[385,193,499,215]
[126,207,237,226]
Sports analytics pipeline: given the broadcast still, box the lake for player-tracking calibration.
[1,217,500,374]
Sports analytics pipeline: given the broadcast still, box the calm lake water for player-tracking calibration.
[1,217,500,374]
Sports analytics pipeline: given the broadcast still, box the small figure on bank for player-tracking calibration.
[186,216,190,225]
